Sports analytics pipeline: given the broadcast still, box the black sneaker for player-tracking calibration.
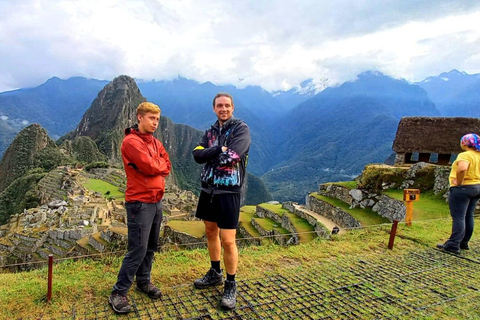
[109,292,131,314]
[221,280,237,310]
[460,243,470,250]
[136,282,162,299]
[437,244,460,254]
[194,268,223,289]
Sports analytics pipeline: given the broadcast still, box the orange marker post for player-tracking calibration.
[403,189,420,226]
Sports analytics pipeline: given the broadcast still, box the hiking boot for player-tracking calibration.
[194,268,223,289]
[221,280,237,310]
[460,243,470,250]
[109,292,131,314]
[437,244,460,254]
[136,282,162,299]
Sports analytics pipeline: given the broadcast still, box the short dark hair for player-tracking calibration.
[212,92,234,107]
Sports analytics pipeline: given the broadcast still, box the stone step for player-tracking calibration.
[15,243,34,253]
[76,236,100,254]
[88,232,107,252]
[12,233,41,243]
[36,248,58,260]
[47,237,75,250]
[42,242,68,257]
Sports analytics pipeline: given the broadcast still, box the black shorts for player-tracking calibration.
[195,191,241,229]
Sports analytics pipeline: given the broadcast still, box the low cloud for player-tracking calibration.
[1,0,480,92]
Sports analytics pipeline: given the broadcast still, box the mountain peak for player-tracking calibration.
[0,123,61,192]
[65,75,146,162]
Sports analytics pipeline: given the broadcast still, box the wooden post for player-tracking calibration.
[405,201,413,226]
[47,254,53,303]
[388,220,399,250]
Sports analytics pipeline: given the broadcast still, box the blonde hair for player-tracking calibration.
[137,102,161,115]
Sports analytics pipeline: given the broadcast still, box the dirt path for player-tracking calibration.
[292,203,346,235]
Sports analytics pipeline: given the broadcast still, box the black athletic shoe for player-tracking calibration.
[460,243,470,250]
[437,244,460,254]
[221,280,237,310]
[194,268,223,289]
[109,292,132,314]
[136,282,162,299]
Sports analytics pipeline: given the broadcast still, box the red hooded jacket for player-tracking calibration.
[121,126,171,203]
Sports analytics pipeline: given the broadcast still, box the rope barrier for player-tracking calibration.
[0,215,477,269]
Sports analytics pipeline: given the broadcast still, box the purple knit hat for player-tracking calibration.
[461,133,480,151]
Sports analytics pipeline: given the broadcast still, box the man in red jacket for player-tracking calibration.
[109,102,171,314]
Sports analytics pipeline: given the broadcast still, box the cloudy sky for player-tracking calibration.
[1,0,480,93]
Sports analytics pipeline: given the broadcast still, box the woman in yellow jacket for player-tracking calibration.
[438,133,480,254]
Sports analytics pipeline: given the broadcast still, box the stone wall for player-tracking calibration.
[256,206,282,224]
[162,226,206,249]
[340,188,406,222]
[282,202,330,238]
[306,195,361,228]
[48,227,94,241]
[318,184,354,205]
[237,224,261,246]
[371,195,406,222]
[434,166,451,199]
[251,218,289,246]
[256,205,299,244]
[88,234,106,252]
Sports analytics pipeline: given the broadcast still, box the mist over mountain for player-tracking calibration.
[136,78,284,175]
[0,77,108,138]
[262,71,440,201]
[1,70,480,205]
[0,76,272,222]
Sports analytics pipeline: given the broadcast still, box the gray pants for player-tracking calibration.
[113,200,163,295]
[445,185,480,249]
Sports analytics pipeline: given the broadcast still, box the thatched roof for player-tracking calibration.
[392,117,480,154]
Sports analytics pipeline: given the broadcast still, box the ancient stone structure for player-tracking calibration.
[306,195,362,228]
[393,117,480,165]
[318,181,406,222]
[282,202,330,238]
[161,226,206,250]
[255,206,299,244]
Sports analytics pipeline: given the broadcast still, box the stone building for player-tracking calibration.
[392,117,480,165]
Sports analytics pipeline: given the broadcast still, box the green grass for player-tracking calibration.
[284,212,316,243]
[312,193,390,226]
[254,217,290,235]
[239,206,261,238]
[383,189,450,220]
[258,203,290,216]
[83,178,125,200]
[257,203,316,242]
[2,217,479,319]
[166,220,205,238]
[331,180,358,189]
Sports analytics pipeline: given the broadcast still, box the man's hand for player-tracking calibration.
[221,146,228,152]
